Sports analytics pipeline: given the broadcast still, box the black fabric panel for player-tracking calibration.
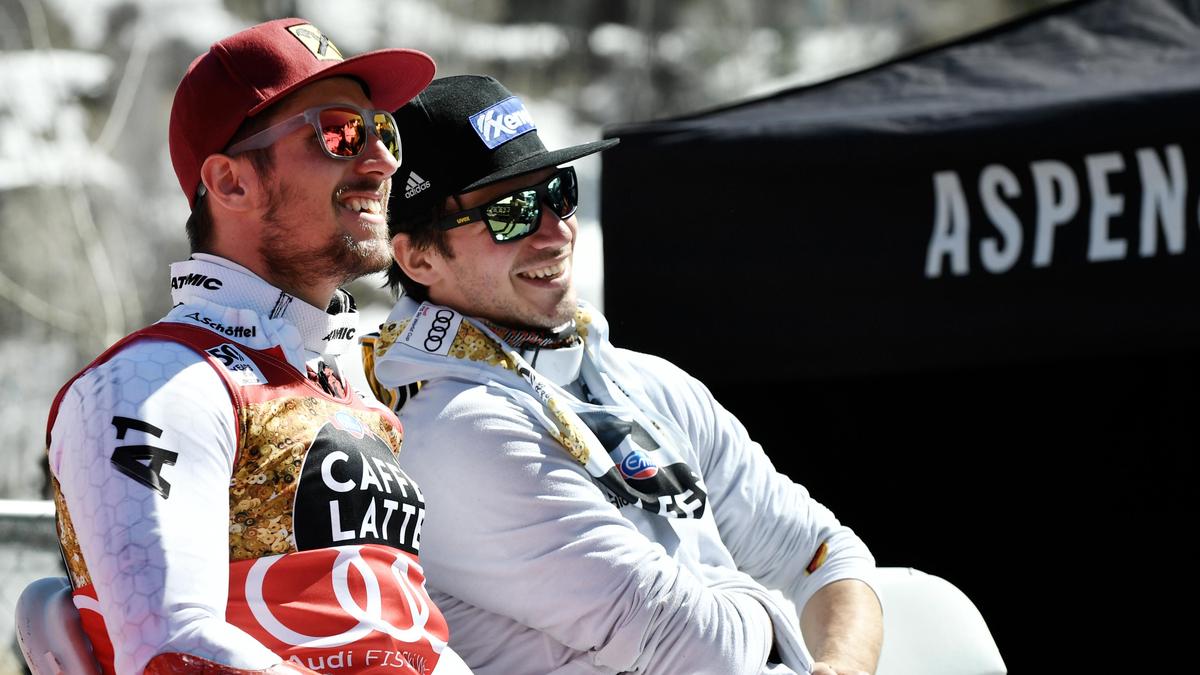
[598,1,1198,670]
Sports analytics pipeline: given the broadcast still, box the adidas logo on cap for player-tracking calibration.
[404,171,431,199]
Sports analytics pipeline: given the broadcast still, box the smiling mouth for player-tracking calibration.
[335,186,385,215]
[518,259,566,280]
[339,196,383,215]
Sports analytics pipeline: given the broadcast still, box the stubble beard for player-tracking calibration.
[541,285,578,330]
[443,243,578,331]
[475,288,577,331]
[258,179,391,295]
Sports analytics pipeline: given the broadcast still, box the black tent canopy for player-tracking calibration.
[599,0,1196,670]
[602,0,1199,378]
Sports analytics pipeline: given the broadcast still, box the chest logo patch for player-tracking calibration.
[578,410,708,519]
[293,416,425,554]
[619,449,659,480]
[400,303,463,357]
[206,343,268,386]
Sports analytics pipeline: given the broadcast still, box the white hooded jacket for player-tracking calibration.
[371,297,878,675]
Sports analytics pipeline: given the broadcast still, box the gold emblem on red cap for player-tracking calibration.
[287,24,344,62]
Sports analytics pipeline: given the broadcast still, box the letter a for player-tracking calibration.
[359,499,380,539]
[926,171,971,278]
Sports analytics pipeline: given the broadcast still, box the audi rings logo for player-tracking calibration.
[400,303,463,357]
[422,310,455,352]
[244,546,447,652]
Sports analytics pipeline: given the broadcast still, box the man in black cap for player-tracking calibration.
[365,75,882,675]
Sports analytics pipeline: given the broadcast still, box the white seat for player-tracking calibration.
[873,567,1007,675]
[14,576,100,675]
[14,569,1003,675]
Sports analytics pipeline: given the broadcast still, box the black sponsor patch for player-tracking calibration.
[578,410,708,519]
[293,410,425,553]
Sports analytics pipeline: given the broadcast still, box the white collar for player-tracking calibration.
[168,253,358,357]
[519,341,585,387]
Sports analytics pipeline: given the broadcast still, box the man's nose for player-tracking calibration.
[528,202,573,248]
[356,134,400,177]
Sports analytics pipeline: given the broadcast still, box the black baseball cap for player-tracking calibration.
[388,74,618,229]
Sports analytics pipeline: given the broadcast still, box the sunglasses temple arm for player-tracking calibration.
[225,114,312,156]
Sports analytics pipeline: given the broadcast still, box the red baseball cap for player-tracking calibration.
[169,18,435,208]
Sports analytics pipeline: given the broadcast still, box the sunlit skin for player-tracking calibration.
[394,167,579,330]
[200,77,399,308]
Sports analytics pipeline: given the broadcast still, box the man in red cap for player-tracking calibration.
[45,19,471,675]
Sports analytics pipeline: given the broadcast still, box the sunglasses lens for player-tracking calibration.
[318,108,366,157]
[373,112,402,162]
[547,170,578,218]
[485,190,540,242]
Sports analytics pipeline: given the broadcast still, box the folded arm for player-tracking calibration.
[640,354,883,671]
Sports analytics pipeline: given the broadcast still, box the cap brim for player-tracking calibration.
[459,138,620,193]
[248,48,436,116]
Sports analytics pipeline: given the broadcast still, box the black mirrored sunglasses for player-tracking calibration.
[436,167,578,243]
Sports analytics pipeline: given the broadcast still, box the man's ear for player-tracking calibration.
[199,154,259,213]
[392,233,442,287]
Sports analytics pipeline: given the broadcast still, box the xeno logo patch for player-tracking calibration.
[470,96,536,149]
